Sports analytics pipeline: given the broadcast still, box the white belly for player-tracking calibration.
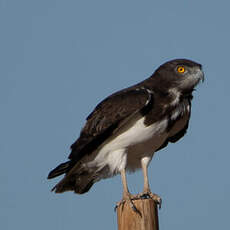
[86,117,169,177]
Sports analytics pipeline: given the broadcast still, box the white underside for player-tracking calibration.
[84,103,190,180]
[85,116,169,179]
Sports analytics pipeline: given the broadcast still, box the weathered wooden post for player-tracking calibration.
[117,198,159,230]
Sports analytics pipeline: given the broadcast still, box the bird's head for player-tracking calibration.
[154,59,204,95]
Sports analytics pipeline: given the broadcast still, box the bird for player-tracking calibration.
[48,59,204,210]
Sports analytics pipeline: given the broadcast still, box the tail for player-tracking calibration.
[47,161,71,179]
[48,162,97,194]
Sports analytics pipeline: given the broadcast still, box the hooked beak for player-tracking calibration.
[197,66,204,83]
[200,67,205,83]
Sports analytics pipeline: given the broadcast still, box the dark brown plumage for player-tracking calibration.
[48,59,204,201]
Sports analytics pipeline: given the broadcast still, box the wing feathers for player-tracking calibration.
[47,161,71,179]
[69,88,153,161]
[47,87,154,181]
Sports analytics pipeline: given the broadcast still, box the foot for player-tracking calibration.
[138,190,162,209]
[115,192,141,216]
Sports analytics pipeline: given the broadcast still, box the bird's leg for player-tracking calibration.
[138,157,162,208]
[115,169,140,214]
[121,168,130,198]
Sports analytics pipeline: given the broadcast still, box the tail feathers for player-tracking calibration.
[47,161,71,179]
[51,164,96,194]
[51,176,94,194]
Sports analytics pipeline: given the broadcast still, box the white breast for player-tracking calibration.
[104,117,168,150]
[86,117,169,177]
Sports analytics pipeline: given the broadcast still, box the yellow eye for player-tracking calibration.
[177,66,185,73]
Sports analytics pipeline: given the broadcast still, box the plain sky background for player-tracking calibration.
[1,0,230,229]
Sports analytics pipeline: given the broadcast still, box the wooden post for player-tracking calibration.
[117,198,159,230]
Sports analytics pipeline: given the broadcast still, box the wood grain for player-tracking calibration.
[117,198,159,230]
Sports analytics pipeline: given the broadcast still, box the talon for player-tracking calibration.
[159,200,162,209]
[115,194,142,216]
[115,200,125,212]
[140,193,149,199]
[138,191,162,209]
[155,196,162,209]
[129,199,142,216]
[149,193,162,209]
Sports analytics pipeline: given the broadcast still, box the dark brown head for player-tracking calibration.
[151,59,204,95]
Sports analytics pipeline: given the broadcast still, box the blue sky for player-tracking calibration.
[1,0,230,229]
